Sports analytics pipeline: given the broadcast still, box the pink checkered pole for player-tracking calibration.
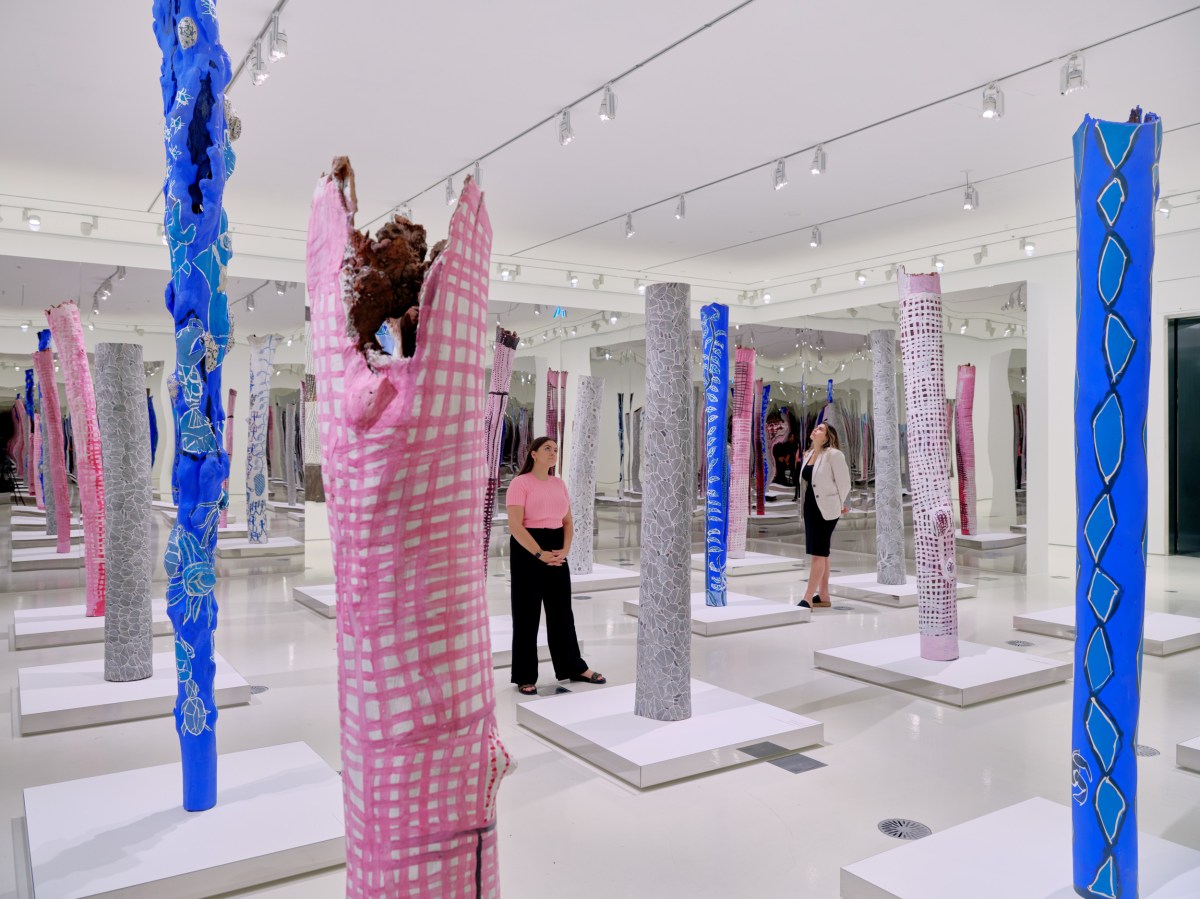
[307,161,511,897]
[728,347,755,558]
[955,364,978,536]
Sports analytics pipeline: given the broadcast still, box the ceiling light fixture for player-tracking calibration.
[598,84,617,121]
[892,307,900,322]
[773,159,788,191]
[445,176,456,206]
[23,209,40,231]
[88,321,95,331]
[99,278,113,300]
[1157,198,1171,218]
[981,82,1005,119]
[810,279,821,294]
[624,214,635,239]
[595,275,607,290]
[848,307,858,318]
[762,292,771,304]
[633,278,643,293]
[608,310,618,325]
[567,271,578,287]
[674,194,686,220]
[250,40,269,85]
[962,179,979,211]
[20,321,30,332]
[986,321,996,337]
[1059,52,1086,95]
[932,256,945,272]
[286,336,293,347]
[591,321,601,332]
[809,225,822,248]
[157,223,167,245]
[885,263,897,281]
[570,326,577,336]
[247,290,256,312]
[1005,323,1015,337]
[810,145,826,175]
[959,320,969,334]
[855,270,867,285]
[275,281,287,295]
[973,245,988,265]
[268,11,288,61]
[117,266,126,281]
[558,109,575,146]
[473,160,482,188]
[80,216,99,236]
[1020,237,1036,257]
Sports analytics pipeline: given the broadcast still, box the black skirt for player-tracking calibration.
[802,482,838,557]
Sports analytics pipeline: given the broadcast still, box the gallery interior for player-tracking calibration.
[0,2,1198,897]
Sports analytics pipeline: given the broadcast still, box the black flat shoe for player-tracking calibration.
[569,671,607,684]
[797,598,812,609]
[516,684,537,695]
[812,594,832,608]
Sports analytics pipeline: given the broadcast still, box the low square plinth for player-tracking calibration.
[502,562,640,594]
[841,798,1200,899]
[490,613,573,667]
[12,529,85,549]
[624,592,809,636]
[13,515,80,532]
[1010,523,1027,533]
[12,600,172,650]
[11,546,85,571]
[956,531,1026,550]
[15,651,250,735]
[268,500,305,513]
[516,679,823,788]
[747,511,796,526]
[690,551,806,577]
[215,537,303,575]
[813,634,1071,706]
[828,573,976,607]
[293,583,337,618]
[1177,735,1200,772]
[21,742,344,899]
[1013,606,1200,656]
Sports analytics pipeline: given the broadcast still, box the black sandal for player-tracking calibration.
[797,598,812,609]
[569,671,607,684]
[516,684,537,695]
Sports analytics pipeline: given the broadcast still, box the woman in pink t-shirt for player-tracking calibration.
[506,436,605,695]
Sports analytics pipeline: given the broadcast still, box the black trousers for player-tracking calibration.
[510,527,588,685]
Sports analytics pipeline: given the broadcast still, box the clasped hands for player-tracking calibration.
[540,549,569,566]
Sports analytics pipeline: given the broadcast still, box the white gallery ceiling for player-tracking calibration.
[0,0,1197,319]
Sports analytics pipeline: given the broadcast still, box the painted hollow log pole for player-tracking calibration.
[546,369,562,476]
[219,388,236,528]
[308,162,511,896]
[31,345,71,552]
[756,380,769,515]
[955,364,978,535]
[283,401,298,506]
[630,407,643,493]
[246,334,279,543]
[634,283,694,721]
[701,303,730,608]
[870,329,906,586]
[148,391,159,468]
[617,392,625,500]
[47,302,107,616]
[24,370,35,493]
[35,336,56,531]
[567,376,605,576]
[483,328,520,571]
[96,343,154,683]
[154,0,238,811]
[1070,108,1160,899]
[897,268,957,661]
[727,347,755,559]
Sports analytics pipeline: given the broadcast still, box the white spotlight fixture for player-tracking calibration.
[973,245,988,265]
[23,209,40,231]
[533,304,542,316]
[590,320,601,333]
[932,255,945,272]
[1020,237,1036,257]
[809,225,822,248]
[962,181,979,211]
[558,109,575,146]
[773,159,788,191]
[598,84,617,121]
[19,321,30,332]
[286,336,293,347]
[99,279,113,300]
[250,40,269,85]
[570,326,577,336]
[885,263,897,281]
[92,298,101,316]
[473,160,482,188]
[959,320,969,334]
[87,321,95,331]
[117,266,127,281]
[892,307,900,322]
[80,216,99,236]
[275,280,287,295]
[157,223,167,245]
[848,307,858,318]
[595,275,607,290]
[762,292,771,304]
[247,290,256,312]
[855,270,867,285]
[567,271,578,287]
[810,145,826,175]
[624,214,635,239]
[445,176,456,206]
[268,11,288,61]
[674,194,686,220]
[1157,198,1171,219]
[985,321,996,337]
[1005,323,1016,337]
[1059,52,1086,95]
[607,310,618,325]
[810,278,822,294]
[981,82,1005,119]
[633,278,643,293]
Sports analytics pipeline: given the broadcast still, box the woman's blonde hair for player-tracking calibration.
[814,422,840,451]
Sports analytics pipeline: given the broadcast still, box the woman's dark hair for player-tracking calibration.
[518,436,557,475]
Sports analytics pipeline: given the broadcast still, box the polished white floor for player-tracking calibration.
[2,501,1199,897]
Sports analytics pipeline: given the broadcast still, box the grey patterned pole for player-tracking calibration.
[567,375,604,575]
[95,343,153,682]
[246,334,279,543]
[870,329,906,585]
[635,283,694,721]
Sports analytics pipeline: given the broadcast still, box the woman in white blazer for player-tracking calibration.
[797,422,851,608]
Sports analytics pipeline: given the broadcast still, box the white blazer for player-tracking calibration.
[803,447,851,521]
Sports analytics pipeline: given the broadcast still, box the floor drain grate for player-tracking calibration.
[1135,744,1160,757]
[1052,575,1070,580]
[1006,640,1034,647]
[250,685,269,695]
[833,605,855,611]
[878,819,932,840]
[574,594,592,600]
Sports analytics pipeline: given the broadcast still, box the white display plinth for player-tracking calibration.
[760,500,798,513]
[12,599,172,650]
[516,679,823,788]
[1178,736,1200,772]
[11,545,85,571]
[12,529,85,549]
[690,551,806,577]
[13,515,80,531]
[288,511,305,523]
[956,530,1026,550]
[813,635,1071,706]
[595,494,642,506]
[490,613,568,667]
[1010,523,1027,533]
[841,798,1200,899]
[268,500,305,513]
[151,499,177,514]
[839,510,877,531]
[492,511,508,524]
[21,742,344,899]
[747,511,796,526]
[15,651,249,735]
[293,583,337,618]
[216,522,250,540]
[624,592,809,636]
[828,573,977,607]
[215,537,303,575]
[567,562,641,592]
[1013,606,1200,656]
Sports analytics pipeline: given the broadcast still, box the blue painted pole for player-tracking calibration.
[701,303,729,607]
[1071,107,1160,899]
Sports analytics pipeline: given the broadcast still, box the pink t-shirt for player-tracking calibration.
[506,473,570,528]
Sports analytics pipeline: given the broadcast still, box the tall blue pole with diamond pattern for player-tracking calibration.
[1071,108,1160,899]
